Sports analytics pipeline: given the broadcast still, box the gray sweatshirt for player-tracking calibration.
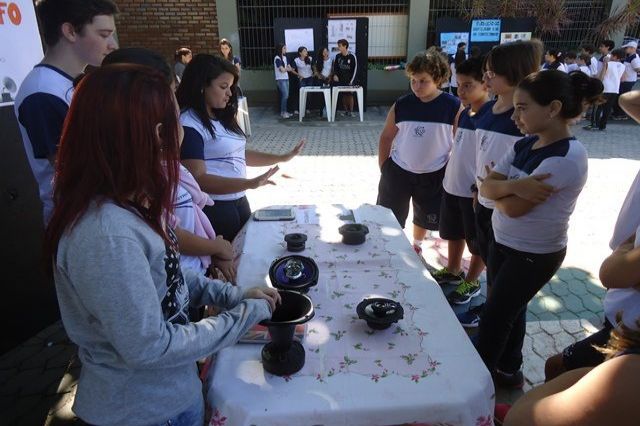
[53,201,270,426]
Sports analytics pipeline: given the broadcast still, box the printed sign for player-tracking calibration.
[500,32,532,44]
[0,1,43,106]
[470,19,501,42]
[285,28,315,52]
[440,32,469,55]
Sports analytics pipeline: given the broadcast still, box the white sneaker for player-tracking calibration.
[281,112,292,118]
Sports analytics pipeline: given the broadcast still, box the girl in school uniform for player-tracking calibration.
[376,48,461,254]
[177,54,304,242]
[274,44,292,118]
[477,70,604,388]
[456,40,542,328]
[293,46,314,87]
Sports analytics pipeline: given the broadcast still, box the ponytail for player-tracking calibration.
[518,69,604,119]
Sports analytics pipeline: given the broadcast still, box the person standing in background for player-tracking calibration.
[332,39,358,116]
[174,47,192,82]
[219,38,241,73]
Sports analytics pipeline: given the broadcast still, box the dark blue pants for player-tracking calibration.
[203,196,251,242]
[476,241,566,373]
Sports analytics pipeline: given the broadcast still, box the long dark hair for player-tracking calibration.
[314,47,328,74]
[175,54,243,137]
[298,46,311,65]
[45,64,180,264]
[276,43,285,60]
[454,48,466,68]
[220,38,234,61]
[518,70,604,119]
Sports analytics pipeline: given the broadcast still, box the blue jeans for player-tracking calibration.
[154,397,204,426]
[276,79,289,114]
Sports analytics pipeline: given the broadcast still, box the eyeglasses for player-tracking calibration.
[483,70,496,80]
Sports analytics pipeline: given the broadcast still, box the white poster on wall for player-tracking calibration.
[328,42,356,56]
[285,28,315,52]
[0,0,43,106]
[328,19,356,44]
[500,32,532,44]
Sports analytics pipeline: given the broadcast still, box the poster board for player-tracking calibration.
[470,19,501,42]
[285,28,315,52]
[441,32,469,55]
[0,1,43,106]
[500,32,532,44]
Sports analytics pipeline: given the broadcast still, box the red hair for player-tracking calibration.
[45,64,180,266]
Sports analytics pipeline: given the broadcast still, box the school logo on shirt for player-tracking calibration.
[479,135,489,151]
[414,126,426,137]
[455,132,464,145]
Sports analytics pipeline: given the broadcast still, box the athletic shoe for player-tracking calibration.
[447,279,481,305]
[493,368,525,389]
[431,267,465,285]
[456,303,484,328]
[612,115,628,121]
[592,127,605,131]
[582,124,593,130]
[339,111,348,117]
[281,112,292,119]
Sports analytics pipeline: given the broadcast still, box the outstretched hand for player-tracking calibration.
[248,166,279,189]
[514,173,555,204]
[283,140,305,162]
[243,287,282,312]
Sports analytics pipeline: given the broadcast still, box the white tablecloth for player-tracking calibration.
[207,204,494,426]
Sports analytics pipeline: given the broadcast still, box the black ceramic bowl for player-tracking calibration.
[339,223,369,245]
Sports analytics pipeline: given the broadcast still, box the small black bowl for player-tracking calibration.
[356,297,404,330]
[339,223,369,245]
[284,233,307,252]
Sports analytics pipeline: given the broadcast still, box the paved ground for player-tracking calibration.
[2,104,639,424]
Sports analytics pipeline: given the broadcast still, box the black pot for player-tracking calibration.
[339,223,369,245]
[269,255,319,293]
[284,233,307,252]
[260,290,315,376]
[356,297,404,330]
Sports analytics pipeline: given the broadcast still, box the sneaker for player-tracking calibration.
[431,267,465,285]
[339,111,348,117]
[456,303,484,328]
[447,279,481,305]
[281,112,292,119]
[582,124,593,130]
[592,127,605,131]
[612,115,628,121]
[493,368,525,389]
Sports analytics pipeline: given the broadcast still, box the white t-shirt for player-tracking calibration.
[294,57,313,79]
[578,65,591,76]
[604,224,640,330]
[475,100,524,209]
[589,57,599,76]
[14,64,74,223]
[273,55,289,80]
[450,63,458,88]
[565,63,579,73]
[390,92,460,174]
[180,109,247,201]
[320,57,333,78]
[623,54,640,82]
[602,61,626,93]
[610,168,640,250]
[443,105,486,197]
[491,136,588,254]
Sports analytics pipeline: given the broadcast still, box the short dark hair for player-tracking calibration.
[36,0,118,47]
[601,40,615,51]
[174,47,192,62]
[337,39,349,48]
[456,57,484,82]
[578,53,591,63]
[611,48,626,60]
[457,42,467,49]
[518,70,603,119]
[581,44,596,54]
[103,48,175,86]
[175,54,242,137]
[485,39,543,86]
[546,49,562,61]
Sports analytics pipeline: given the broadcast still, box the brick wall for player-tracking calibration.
[114,0,219,63]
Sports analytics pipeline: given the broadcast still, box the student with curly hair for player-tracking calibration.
[376,48,461,254]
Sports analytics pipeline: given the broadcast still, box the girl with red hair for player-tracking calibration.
[45,64,279,426]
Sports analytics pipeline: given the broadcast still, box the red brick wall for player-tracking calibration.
[114,0,219,63]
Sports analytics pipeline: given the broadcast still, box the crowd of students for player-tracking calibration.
[13,0,640,425]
